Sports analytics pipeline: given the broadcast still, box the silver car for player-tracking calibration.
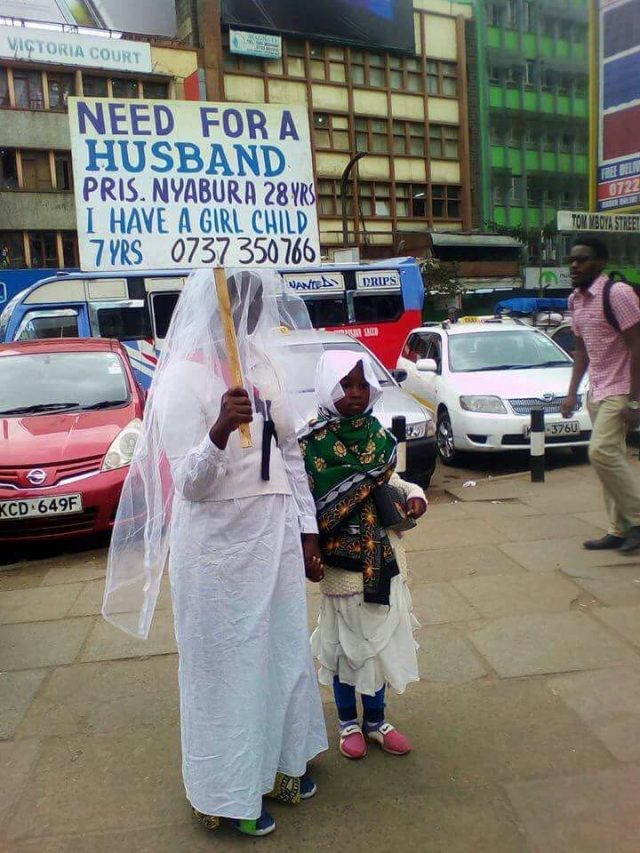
[283,330,438,486]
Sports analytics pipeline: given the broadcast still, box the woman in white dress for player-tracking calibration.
[102,269,327,836]
[299,351,427,761]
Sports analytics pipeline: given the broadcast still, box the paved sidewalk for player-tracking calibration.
[2,461,640,851]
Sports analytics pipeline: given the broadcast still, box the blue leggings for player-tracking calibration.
[333,676,385,724]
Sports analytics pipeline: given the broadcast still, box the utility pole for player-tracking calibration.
[340,152,367,248]
[197,0,224,100]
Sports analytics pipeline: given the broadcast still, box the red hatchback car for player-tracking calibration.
[0,338,144,542]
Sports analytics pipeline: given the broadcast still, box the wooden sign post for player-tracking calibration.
[214,266,252,449]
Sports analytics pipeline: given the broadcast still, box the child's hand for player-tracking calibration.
[406,498,427,520]
[302,533,324,582]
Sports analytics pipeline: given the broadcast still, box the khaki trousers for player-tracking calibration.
[588,395,640,536]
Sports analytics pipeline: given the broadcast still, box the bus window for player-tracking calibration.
[352,294,403,324]
[94,304,151,340]
[304,297,348,327]
[16,310,79,340]
[151,292,180,340]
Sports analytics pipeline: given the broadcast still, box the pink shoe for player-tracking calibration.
[339,723,368,759]
[365,722,412,755]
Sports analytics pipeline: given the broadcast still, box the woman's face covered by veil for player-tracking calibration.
[229,271,264,336]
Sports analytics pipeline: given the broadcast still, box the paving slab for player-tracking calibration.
[457,499,546,519]
[593,604,640,650]
[0,584,83,625]
[393,679,614,788]
[499,536,637,573]
[80,608,176,662]
[0,617,95,671]
[5,727,187,841]
[40,557,106,587]
[551,667,640,762]
[506,763,640,853]
[487,513,603,543]
[17,656,179,740]
[0,739,41,830]
[0,670,47,739]
[6,787,530,853]
[409,581,480,625]
[518,489,604,515]
[68,576,172,618]
[469,612,639,678]
[403,517,502,551]
[569,575,640,606]
[445,479,546,503]
[574,510,609,531]
[416,626,489,685]
[452,573,584,619]
[408,545,525,583]
[0,565,50,592]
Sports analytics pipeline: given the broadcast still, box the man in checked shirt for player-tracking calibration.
[561,237,640,555]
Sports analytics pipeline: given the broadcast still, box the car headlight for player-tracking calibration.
[102,419,143,471]
[406,420,430,439]
[459,395,507,414]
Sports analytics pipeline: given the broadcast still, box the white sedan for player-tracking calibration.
[397,322,591,464]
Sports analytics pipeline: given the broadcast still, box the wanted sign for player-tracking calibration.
[68,98,321,271]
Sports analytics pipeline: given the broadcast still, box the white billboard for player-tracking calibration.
[0,0,176,37]
[69,98,321,272]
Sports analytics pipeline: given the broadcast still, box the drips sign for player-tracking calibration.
[68,98,321,271]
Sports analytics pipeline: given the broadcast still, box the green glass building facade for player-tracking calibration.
[467,0,589,258]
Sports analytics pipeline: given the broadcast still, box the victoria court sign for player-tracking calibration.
[68,98,321,271]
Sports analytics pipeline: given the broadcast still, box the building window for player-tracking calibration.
[526,179,538,205]
[490,124,503,145]
[493,184,504,205]
[358,181,391,216]
[143,81,169,99]
[309,44,326,81]
[317,179,341,216]
[432,184,461,219]
[558,74,570,95]
[112,78,139,98]
[393,120,427,157]
[354,117,389,154]
[389,55,422,92]
[508,176,523,203]
[0,68,9,107]
[524,2,536,32]
[61,231,79,267]
[427,60,458,97]
[504,66,519,89]
[488,3,502,26]
[541,69,553,91]
[0,147,18,189]
[48,72,74,111]
[312,113,350,151]
[0,231,25,268]
[559,21,572,40]
[83,75,109,97]
[21,151,52,191]
[284,40,306,77]
[542,16,555,37]
[575,135,587,155]
[488,65,501,84]
[54,152,73,190]
[396,183,428,218]
[13,70,44,110]
[350,51,387,88]
[525,61,537,87]
[505,0,517,28]
[429,124,459,159]
[559,133,572,153]
[29,231,58,267]
[368,53,386,88]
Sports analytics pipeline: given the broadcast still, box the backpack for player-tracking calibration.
[602,272,640,332]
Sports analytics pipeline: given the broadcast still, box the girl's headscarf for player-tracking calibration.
[314,350,383,417]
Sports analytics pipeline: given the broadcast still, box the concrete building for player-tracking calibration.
[179,0,474,259]
[0,22,198,270]
[465,0,589,257]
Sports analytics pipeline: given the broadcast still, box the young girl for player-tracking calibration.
[299,350,427,760]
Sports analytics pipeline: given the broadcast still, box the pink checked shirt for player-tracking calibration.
[570,274,640,402]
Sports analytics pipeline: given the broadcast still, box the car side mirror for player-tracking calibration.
[391,368,408,383]
[416,358,438,373]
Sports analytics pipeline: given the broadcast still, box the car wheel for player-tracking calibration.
[571,446,590,463]
[436,409,458,464]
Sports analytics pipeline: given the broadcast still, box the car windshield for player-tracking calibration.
[0,351,130,415]
[448,330,572,373]
[286,341,395,393]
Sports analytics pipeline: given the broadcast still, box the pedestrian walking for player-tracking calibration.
[299,350,427,760]
[102,268,328,836]
[561,238,640,554]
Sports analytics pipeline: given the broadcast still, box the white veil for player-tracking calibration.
[102,267,318,639]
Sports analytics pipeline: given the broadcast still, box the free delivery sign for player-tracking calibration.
[68,98,321,271]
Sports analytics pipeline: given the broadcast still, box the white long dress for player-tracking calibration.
[157,361,328,820]
[311,475,424,697]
